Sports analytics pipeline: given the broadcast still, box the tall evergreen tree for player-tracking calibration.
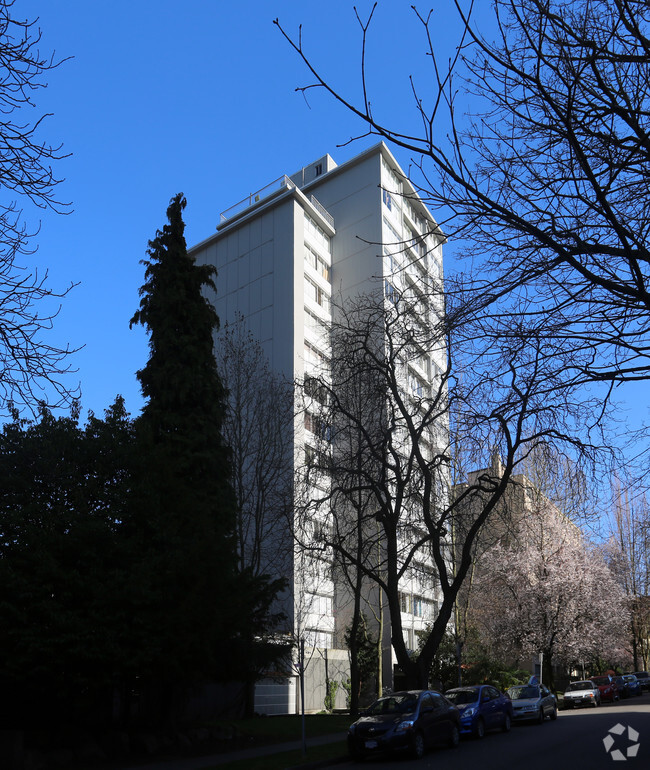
[129,193,237,680]
[129,194,283,721]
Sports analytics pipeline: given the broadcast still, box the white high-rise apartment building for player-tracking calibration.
[190,142,446,714]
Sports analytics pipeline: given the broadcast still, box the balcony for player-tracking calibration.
[220,175,295,223]
[220,176,334,229]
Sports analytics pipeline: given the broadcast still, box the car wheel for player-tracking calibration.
[550,707,558,721]
[449,724,460,748]
[502,713,512,732]
[410,731,425,760]
[474,717,485,739]
[538,708,545,724]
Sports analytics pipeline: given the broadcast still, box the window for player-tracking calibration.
[304,629,333,649]
[399,591,412,613]
[412,238,425,258]
[315,163,323,176]
[409,348,430,376]
[305,411,331,442]
[385,279,399,305]
[305,214,331,253]
[305,376,329,406]
[383,217,402,245]
[305,242,331,281]
[413,596,423,617]
[305,308,330,341]
[306,592,333,616]
[405,200,425,233]
[305,445,331,473]
[304,341,330,368]
[381,156,403,194]
[382,188,392,211]
[408,372,427,398]
[305,276,330,312]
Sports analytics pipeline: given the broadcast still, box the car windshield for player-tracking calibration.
[445,689,478,705]
[365,694,419,715]
[565,681,593,692]
[507,685,540,700]
[622,676,636,682]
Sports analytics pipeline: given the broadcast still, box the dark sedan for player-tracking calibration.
[445,684,513,738]
[347,689,460,760]
[634,671,650,692]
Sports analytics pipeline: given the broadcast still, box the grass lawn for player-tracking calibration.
[223,713,351,743]
[198,713,350,769]
[200,739,347,770]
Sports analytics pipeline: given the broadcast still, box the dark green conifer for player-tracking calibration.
[129,194,238,710]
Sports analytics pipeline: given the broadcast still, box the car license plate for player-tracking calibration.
[365,740,378,749]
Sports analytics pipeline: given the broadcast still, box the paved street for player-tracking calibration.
[330,697,650,770]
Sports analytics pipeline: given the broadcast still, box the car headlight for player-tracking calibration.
[463,706,478,717]
[395,720,415,733]
[348,725,356,734]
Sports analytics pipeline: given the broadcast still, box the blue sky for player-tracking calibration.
[18,0,474,421]
[13,1,647,446]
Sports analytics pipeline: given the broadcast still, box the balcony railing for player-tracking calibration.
[308,194,334,229]
[220,175,295,223]
[220,176,335,229]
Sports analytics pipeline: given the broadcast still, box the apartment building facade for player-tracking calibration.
[190,142,447,713]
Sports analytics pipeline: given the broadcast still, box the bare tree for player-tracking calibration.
[297,318,389,713]
[298,280,602,688]
[0,1,74,415]
[275,0,650,402]
[606,478,650,669]
[216,315,294,579]
[214,315,295,714]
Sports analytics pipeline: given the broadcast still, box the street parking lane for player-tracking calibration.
[331,695,650,770]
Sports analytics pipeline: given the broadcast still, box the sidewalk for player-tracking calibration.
[116,732,348,770]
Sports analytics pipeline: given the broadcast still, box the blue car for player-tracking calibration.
[347,690,461,760]
[621,674,643,697]
[445,685,513,738]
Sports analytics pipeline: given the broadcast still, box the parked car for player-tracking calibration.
[613,676,629,698]
[620,674,643,697]
[506,683,557,723]
[347,690,460,760]
[445,684,513,738]
[563,680,600,708]
[591,675,618,703]
[633,671,650,692]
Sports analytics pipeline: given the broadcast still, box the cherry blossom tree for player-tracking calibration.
[473,500,630,690]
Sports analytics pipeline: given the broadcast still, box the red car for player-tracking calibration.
[591,675,619,703]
